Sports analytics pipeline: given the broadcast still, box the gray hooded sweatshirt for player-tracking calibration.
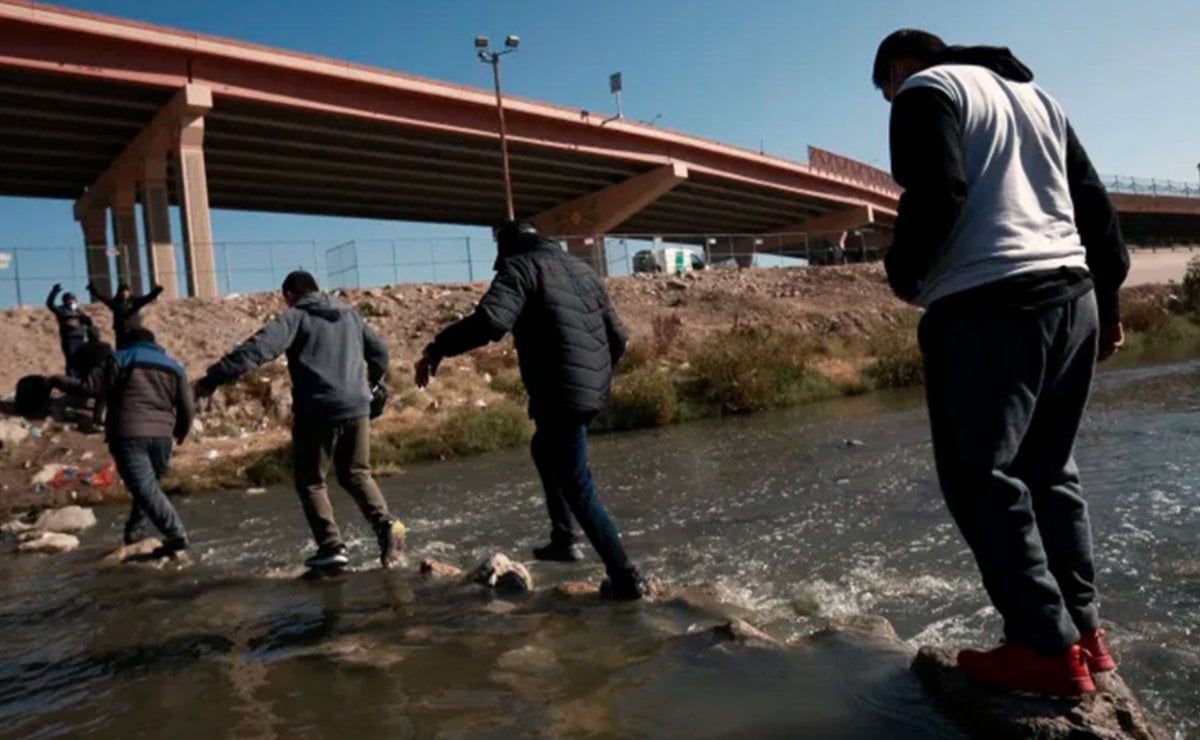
[202,293,388,421]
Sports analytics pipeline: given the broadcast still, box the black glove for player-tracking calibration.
[369,382,389,420]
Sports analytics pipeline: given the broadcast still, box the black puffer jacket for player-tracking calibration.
[428,232,628,418]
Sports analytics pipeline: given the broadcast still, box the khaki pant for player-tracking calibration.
[292,416,391,549]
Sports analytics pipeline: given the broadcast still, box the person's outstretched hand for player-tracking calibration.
[192,379,216,412]
[52,283,62,292]
[415,350,441,389]
[1097,322,1125,362]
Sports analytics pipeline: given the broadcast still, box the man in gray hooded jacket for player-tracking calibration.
[194,271,405,570]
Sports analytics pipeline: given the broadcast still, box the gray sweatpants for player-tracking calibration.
[919,289,1101,656]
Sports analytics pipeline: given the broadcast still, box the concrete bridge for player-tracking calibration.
[1,1,1197,299]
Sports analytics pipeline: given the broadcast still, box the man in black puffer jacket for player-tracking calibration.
[417,221,647,600]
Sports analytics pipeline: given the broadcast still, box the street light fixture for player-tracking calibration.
[476,35,521,220]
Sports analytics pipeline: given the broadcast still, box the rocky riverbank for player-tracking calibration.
[0,265,1195,515]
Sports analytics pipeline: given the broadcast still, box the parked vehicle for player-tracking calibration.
[631,247,706,275]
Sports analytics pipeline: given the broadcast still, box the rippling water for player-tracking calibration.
[1,360,1197,738]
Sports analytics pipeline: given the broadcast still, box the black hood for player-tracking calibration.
[936,45,1034,82]
[494,231,558,270]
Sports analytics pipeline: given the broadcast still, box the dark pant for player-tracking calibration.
[110,437,188,548]
[920,289,1101,656]
[531,413,631,577]
[292,416,392,549]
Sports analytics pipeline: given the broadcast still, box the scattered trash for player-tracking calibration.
[842,438,865,447]
[80,451,95,462]
[474,399,488,409]
[205,450,220,461]
[30,463,66,486]
[87,462,118,488]
[28,427,42,439]
[836,478,851,485]
[245,487,267,495]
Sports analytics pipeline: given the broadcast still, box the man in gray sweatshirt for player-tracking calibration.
[873,30,1129,696]
[194,271,404,570]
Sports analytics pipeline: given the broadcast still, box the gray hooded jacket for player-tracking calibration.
[202,293,388,421]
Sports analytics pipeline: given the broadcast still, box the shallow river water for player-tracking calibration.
[2,360,1198,738]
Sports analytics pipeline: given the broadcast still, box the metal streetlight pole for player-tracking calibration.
[476,35,520,221]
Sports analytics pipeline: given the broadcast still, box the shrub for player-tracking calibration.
[374,399,533,465]
[864,312,923,389]
[1181,256,1200,312]
[596,366,678,431]
[616,336,654,375]
[684,327,821,413]
[489,368,528,405]
[651,314,684,356]
[1121,299,1175,335]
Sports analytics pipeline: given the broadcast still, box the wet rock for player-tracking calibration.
[102,538,163,563]
[912,647,1168,740]
[494,644,559,674]
[468,553,534,593]
[31,506,97,534]
[17,532,80,554]
[704,619,782,647]
[418,559,465,579]
[554,581,598,598]
[0,516,31,536]
[812,614,901,643]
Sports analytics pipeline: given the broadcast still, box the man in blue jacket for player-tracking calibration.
[52,328,193,556]
[417,221,647,600]
[194,271,405,570]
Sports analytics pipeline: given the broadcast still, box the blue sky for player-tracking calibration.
[2,0,1198,301]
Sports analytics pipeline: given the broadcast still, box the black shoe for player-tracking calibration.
[150,537,189,561]
[600,568,649,601]
[533,541,585,563]
[377,519,406,569]
[305,543,349,569]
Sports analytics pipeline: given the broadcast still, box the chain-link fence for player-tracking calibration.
[0,237,498,308]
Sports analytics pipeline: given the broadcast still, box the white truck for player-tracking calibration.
[631,247,707,275]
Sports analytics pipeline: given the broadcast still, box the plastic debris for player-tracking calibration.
[87,462,118,488]
[205,450,220,461]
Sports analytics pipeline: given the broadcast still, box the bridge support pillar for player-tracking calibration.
[140,153,179,299]
[79,207,112,297]
[176,114,217,299]
[531,163,689,277]
[110,183,144,294]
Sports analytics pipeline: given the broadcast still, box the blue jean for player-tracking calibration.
[109,437,188,549]
[531,413,631,576]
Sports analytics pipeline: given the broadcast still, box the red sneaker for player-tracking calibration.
[957,642,1096,697]
[1078,629,1117,673]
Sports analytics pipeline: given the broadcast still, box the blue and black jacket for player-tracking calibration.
[65,341,194,441]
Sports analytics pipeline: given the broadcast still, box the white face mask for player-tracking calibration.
[65,302,77,311]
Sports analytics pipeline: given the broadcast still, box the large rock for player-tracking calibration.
[704,619,782,647]
[912,647,1168,740]
[467,553,534,593]
[17,532,80,554]
[32,506,97,534]
[418,559,464,579]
